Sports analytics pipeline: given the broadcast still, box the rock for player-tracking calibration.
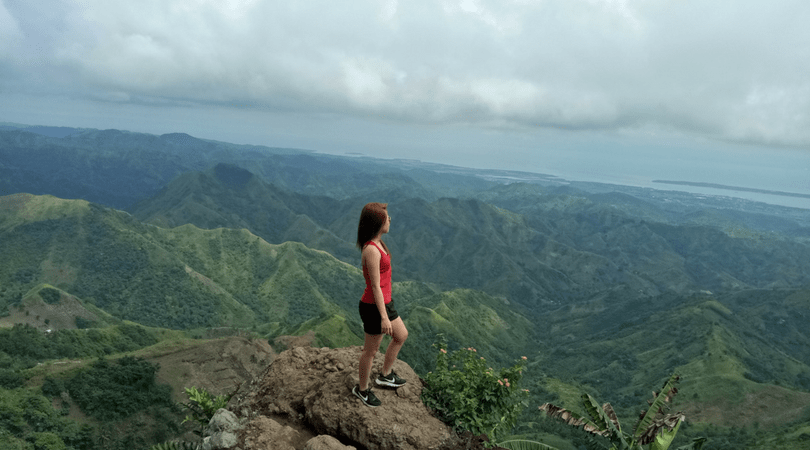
[208,408,242,433]
[152,336,275,405]
[241,416,301,450]
[232,345,452,450]
[203,409,244,450]
[203,431,238,450]
[303,435,356,450]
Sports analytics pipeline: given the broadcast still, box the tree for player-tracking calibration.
[538,374,706,450]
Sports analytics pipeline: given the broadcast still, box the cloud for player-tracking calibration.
[2,0,810,148]
[0,1,22,53]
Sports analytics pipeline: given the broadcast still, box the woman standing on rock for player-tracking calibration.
[353,202,408,407]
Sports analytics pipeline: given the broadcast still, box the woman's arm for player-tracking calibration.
[363,244,392,335]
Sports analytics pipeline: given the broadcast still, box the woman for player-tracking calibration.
[352,202,409,407]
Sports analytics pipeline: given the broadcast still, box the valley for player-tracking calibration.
[1,125,810,449]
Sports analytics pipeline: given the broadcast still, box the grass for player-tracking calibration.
[542,377,588,410]
[296,314,363,348]
[0,194,91,229]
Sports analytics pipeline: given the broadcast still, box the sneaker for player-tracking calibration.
[352,384,381,407]
[376,370,407,388]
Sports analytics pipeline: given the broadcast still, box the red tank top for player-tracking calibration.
[361,241,391,304]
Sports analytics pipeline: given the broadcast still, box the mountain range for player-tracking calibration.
[2,124,810,448]
[128,161,810,311]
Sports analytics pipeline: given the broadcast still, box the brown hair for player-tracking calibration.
[357,202,390,254]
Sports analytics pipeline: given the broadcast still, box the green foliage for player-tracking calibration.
[422,337,529,442]
[180,386,231,433]
[66,356,173,421]
[31,431,67,450]
[292,313,364,348]
[0,387,93,450]
[401,289,534,374]
[0,323,158,367]
[149,442,198,450]
[0,324,54,363]
[14,267,37,284]
[40,288,61,305]
[0,368,25,389]
[540,374,707,450]
[4,131,810,448]
[118,323,159,347]
[41,377,66,398]
[499,439,558,450]
[513,415,610,450]
[74,316,95,329]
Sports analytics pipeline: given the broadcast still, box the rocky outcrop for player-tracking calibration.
[203,409,242,450]
[221,345,453,450]
[151,336,275,404]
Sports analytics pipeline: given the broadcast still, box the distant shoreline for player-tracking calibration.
[652,180,810,200]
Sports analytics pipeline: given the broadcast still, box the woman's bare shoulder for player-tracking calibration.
[362,243,383,264]
[362,243,381,257]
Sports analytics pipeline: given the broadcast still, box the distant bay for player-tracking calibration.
[653,180,810,200]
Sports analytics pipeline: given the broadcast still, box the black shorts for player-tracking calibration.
[358,300,399,335]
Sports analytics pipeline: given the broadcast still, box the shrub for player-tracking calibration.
[422,338,529,442]
[67,356,172,421]
[0,369,24,389]
[118,323,157,348]
[40,288,61,305]
[74,316,95,329]
[41,377,65,398]
[180,386,231,434]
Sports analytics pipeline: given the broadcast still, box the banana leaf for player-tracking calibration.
[499,439,559,450]
[634,374,680,439]
[675,437,707,450]
[649,417,681,450]
[582,393,628,448]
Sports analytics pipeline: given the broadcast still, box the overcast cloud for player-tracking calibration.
[1,0,809,205]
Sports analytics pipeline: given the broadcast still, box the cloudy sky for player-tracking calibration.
[1,0,809,207]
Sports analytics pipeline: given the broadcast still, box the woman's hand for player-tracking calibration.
[381,317,393,335]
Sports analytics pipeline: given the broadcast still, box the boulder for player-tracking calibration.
[232,345,452,450]
[303,435,356,450]
[241,415,302,450]
[202,409,243,450]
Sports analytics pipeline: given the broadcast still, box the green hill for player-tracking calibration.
[474,183,810,298]
[0,193,535,365]
[533,288,810,428]
[0,193,369,334]
[128,167,810,317]
[129,163,361,266]
[5,124,810,447]
[0,127,485,209]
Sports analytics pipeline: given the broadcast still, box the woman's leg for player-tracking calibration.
[381,317,408,376]
[359,332,384,390]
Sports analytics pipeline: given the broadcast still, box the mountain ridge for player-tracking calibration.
[3,124,810,448]
[126,165,810,312]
